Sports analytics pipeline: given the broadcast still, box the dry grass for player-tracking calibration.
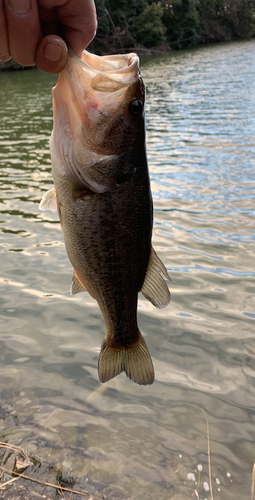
[244,344,255,355]
[202,409,214,500]
[185,410,213,500]
[0,465,93,497]
[1,428,255,500]
[251,462,255,500]
[0,476,19,489]
[0,441,29,461]
[0,441,101,499]
[57,465,89,500]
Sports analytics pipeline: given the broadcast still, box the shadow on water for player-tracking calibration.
[0,39,255,499]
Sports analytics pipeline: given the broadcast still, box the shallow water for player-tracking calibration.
[0,39,255,499]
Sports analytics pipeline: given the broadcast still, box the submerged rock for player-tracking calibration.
[0,482,53,500]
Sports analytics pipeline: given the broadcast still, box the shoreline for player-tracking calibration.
[1,36,255,71]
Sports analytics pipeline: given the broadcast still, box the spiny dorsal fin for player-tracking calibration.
[70,272,87,295]
[141,247,171,309]
[39,188,57,211]
[98,331,154,385]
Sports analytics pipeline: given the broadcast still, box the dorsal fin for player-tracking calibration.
[39,188,57,211]
[70,272,87,295]
[141,247,171,309]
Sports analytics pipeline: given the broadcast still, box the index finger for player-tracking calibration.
[4,0,41,65]
[0,0,10,61]
[39,0,97,55]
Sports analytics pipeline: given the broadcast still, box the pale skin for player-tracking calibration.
[0,0,97,73]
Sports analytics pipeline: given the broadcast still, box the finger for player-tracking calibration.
[0,0,10,61]
[4,0,41,66]
[35,34,67,73]
[60,0,97,55]
[40,0,97,56]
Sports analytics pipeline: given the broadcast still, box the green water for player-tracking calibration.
[0,39,255,499]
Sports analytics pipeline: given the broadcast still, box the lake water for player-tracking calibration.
[0,39,254,500]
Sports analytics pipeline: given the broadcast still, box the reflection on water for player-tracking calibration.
[0,40,255,499]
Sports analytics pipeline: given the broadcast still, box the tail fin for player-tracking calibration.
[98,331,154,385]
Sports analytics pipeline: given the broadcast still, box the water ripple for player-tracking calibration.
[0,40,255,499]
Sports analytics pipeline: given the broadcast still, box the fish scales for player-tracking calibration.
[40,48,171,385]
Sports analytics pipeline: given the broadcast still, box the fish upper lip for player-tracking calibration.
[67,45,139,74]
[64,46,140,90]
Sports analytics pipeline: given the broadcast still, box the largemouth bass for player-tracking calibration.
[40,48,171,385]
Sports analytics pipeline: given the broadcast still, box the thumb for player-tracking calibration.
[35,35,68,73]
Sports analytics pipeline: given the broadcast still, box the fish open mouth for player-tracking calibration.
[68,48,140,92]
[52,47,142,122]
[51,47,145,192]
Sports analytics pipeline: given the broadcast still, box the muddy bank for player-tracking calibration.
[0,482,52,500]
[0,441,127,500]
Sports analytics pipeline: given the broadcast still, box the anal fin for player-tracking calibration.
[98,331,154,386]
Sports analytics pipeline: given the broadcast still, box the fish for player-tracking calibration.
[244,344,255,355]
[40,48,171,385]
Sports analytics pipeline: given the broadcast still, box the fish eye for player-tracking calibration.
[128,99,143,118]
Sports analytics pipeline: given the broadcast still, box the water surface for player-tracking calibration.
[0,39,255,499]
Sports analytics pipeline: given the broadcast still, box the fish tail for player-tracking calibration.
[98,331,154,386]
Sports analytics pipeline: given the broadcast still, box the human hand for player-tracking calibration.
[0,0,97,73]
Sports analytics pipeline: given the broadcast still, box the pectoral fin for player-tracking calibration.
[70,272,87,295]
[141,247,171,309]
[39,188,57,211]
[70,152,132,194]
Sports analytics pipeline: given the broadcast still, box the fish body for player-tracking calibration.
[40,49,170,385]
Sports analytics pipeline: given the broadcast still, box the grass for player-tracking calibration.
[202,409,214,500]
[0,441,100,499]
[252,462,255,500]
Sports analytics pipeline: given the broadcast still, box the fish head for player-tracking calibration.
[51,48,146,191]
